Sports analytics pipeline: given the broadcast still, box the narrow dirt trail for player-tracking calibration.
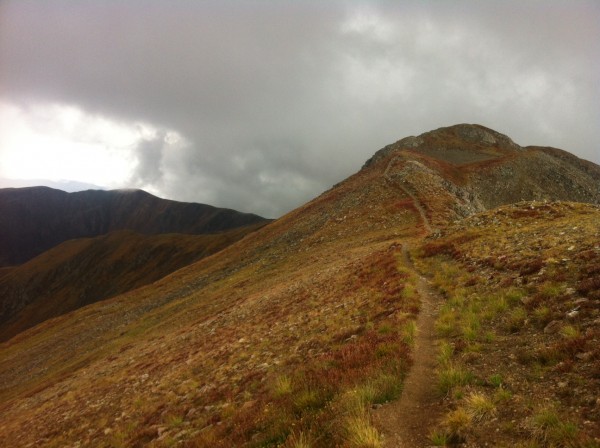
[383,157,433,234]
[373,243,443,447]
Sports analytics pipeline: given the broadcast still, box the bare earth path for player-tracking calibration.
[374,243,443,446]
[383,156,433,234]
[374,157,442,446]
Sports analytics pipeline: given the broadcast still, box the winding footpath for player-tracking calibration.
[383,157,433,234]
[374,156,443,446]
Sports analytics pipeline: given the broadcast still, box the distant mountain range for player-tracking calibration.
[0,177,105,192]
[0,187,267,267]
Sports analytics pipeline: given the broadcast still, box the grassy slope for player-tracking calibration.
[0,159,427,447]
[416,201,600,446]
[0,223,266,342]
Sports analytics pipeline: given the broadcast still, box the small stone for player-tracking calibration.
[544,320,562,334]
[520,296,534,306]
[576,352,592,361]
[103,428,112,435]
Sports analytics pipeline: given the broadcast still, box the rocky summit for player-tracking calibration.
[0,124,598,447]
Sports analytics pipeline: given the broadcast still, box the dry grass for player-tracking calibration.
[418,202,600,446]
[464,392,496,421]
[345,417,383,448]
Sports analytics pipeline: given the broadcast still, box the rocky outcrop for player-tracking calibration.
[367,124,600,226]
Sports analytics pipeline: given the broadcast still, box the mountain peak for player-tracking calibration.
[359,124,600,228]
[363,123,520,168]
[424,123,519,147]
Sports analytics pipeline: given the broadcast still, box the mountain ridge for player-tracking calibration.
[0,186,268,267]
[0,124,598,447]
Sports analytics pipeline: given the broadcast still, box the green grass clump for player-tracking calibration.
[493,387,512,403]
[430,430,449,446]
[488,373,503,388]
[164,414,184,428]
[560,325,580,339]
[377,322,394,335]
[437,341,454,366]
[435,307,459,337]
[402,320,417,346]
[532,306,552,327]
[505,307,527,333]
[371,373,403,404]
[539,282,563,299]
[531,407,579,446]
[402,283,417,300]
[504,288,526,306]
[491,294,509,314]
[293,388,326,414]
[273,374,293,397]
[437,365,474,395]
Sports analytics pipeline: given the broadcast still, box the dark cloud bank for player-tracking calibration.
[1,1,598,217]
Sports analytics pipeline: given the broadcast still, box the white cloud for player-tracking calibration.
[0,101,181,187]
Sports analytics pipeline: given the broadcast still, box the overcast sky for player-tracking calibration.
[1,1,598,217]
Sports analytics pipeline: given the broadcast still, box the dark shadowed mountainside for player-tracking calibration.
[0,223,266,342]
[0,187,268,267]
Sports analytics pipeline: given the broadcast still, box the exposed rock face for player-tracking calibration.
[0,187,268,266]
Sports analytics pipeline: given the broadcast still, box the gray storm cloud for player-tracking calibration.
[132,132,166,187]
[1,0,598,217]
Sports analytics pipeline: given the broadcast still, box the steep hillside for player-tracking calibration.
[0,223,266,342]
[0,124,598,447]
[0,187,268,266]
[0,153,426,447]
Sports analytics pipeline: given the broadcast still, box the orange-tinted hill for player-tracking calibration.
[0,124,598,447]
[365,124,600,229]
[0,187,268,267]
[0,223,266,342]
